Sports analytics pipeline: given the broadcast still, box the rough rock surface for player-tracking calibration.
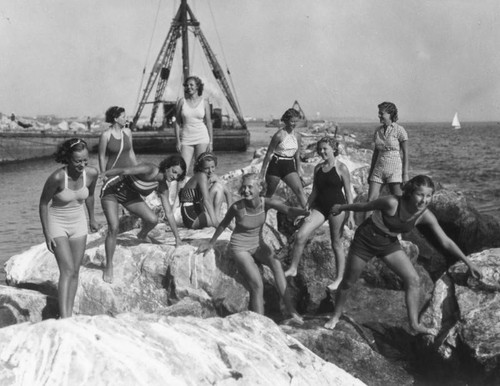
[0,311,365,386]
[0,285,58,327]
[419,248,500,384]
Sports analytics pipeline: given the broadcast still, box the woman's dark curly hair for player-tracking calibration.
[280,108,301,122]
[402,175,435,200]
[53,138,88,164]
[378,101,398,122]
[194,152,217,173]
[105,106,125,124]
[183,76,204,96]
[159,155,187,181]
[316,136,339,157]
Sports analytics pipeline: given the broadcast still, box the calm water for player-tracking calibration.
[1,121,499,281]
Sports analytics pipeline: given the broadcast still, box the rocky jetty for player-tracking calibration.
[2,126,500,385]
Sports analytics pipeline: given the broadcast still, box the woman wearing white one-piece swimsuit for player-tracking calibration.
[175,75,213,173]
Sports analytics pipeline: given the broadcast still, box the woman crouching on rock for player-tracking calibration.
[197,173,308,324]
[39,138,99,318]
[100,155,187,283]
[179,152,230,229]
[324,175,481,334]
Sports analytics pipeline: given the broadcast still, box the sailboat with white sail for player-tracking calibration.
[452,112,461,130]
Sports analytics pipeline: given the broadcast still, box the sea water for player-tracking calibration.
[1,121,499,282]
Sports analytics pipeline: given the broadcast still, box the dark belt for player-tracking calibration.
[272,153,294,160]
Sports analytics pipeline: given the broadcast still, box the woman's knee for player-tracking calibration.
[404,273,420,290]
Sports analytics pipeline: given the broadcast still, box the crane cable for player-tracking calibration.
[133,0,163,115]
[207,0,244,116]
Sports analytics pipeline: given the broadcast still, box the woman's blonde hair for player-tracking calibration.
[239,173,267,196]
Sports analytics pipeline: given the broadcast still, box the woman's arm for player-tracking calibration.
[337,161,355,226]
[259,131,283,179]
[197,203,237,254]
[103,163,155,179]
[418,211,481,278]
[98,131,109,173]
[124,128,138,165]
[85,167,99,232]
[157,180,183,246]
[294,131,302,175]
[204,99,213,152]
[39,171,62,253]
[198,173,219,226]
[306,164,320,210]
[368,148,379,177]
[265,197,309,219]
[331,195,396,216]
[400,140,409,183]
[174,99,183,153]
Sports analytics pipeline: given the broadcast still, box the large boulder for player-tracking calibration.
[0,312,365,386]
[0,285,58,327]
[419,248,500,384]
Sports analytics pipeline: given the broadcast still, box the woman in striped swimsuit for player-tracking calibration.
[259,108,307,208]
[368,102,408,199]
[198,173,308,323]
[39,138,99,317]
[100,155,187,283]
[325,175,481,334]
[179,152,231,229]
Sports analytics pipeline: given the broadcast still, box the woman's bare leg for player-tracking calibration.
[327,212,346,291]
[283,172,307,208]
[232,250,265,314]
[101,199,120,283]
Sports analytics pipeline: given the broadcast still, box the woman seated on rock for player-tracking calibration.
[197,173,308,324]
[285,137,355,292]
[324,175,481,334]
[179,152,231,229]
[100,155,187,283]
[39,138,99,318]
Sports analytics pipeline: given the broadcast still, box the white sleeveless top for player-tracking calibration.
[274,130,298,158]
[180,98,210,145]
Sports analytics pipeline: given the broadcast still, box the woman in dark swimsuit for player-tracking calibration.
[325,175,481,334]
[284,137,354,290]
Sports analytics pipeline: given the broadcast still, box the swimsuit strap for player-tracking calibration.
[64,167,68,189]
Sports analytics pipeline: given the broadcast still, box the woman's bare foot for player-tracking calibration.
[284,267,298,277]
[327,279,342,292]
[411,323,437,336]
[103,268,113,284]
[324,315,340,330]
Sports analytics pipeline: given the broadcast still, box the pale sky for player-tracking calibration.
[1,0,499,122]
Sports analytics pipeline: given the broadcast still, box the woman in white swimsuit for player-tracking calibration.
[39,138,99,318]
[174,76,213,173]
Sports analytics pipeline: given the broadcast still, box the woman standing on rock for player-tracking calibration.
[98,106,137,172]
[179,152,230,229]
[324,175,481,334]
[197,173,308,323]
[100,155,187,283]
[366,102,408,218]
[284,137,355,291]
[175,76,213,173]
[259,108,307,208]
[39,138,99,318]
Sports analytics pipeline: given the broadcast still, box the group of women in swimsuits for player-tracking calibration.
[40,95,481,332]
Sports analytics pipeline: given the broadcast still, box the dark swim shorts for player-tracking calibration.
[100,176,143,205]
[349,218,402,262]
[266,154,297,179]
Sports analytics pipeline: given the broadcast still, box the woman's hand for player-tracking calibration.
[346,214,355,229]
[196,241,213,255]
[89,220,100,233]
[175,237,185,247]
[287,207,310,220]
[176,142,181,153]
[468,263,482,280]
[207,143,213,153]
[330,204,343,216]
[45,236,56,254]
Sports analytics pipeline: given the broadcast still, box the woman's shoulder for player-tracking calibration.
[85,166,99,179]
[48,167,66,184]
